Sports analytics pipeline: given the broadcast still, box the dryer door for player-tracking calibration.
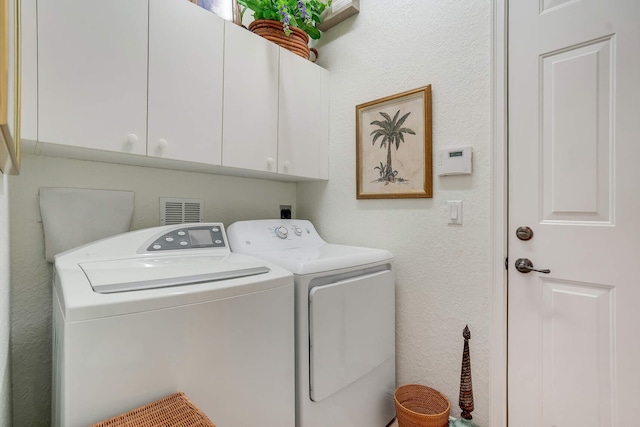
[308,270,394,402]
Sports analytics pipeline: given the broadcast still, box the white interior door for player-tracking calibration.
[508,1,640,426]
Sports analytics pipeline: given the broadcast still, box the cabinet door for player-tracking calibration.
[148,0,224,165]
[38,0,148,155]
[222,23,279,172]
[278,49,329,179]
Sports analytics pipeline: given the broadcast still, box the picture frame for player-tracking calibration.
[0,0,21,175]
[188,0,241,25]
[356,85,432,199]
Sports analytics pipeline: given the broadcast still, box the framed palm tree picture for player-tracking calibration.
[356,85,432,199]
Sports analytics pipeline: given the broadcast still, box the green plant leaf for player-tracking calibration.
[300,23,321,40]
[239,0,329,39]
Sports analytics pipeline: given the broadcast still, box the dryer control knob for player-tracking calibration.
[275,226,288,239]
[293,226,302,236]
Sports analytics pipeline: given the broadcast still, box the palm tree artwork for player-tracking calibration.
[370,110,416,184]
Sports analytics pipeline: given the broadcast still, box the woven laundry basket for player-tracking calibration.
[90,392,216,427]
[394,384,450,427]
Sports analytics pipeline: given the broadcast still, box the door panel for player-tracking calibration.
[38,0,148,154]
[278,49,327,179]
[148,0,224,164]
[541,37,613,223]
[508,0,640,426]
[308,270,394,402]
[541,279,614,426]
[222,22,279,172]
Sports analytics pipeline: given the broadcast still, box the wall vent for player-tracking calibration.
[160,197,204,225]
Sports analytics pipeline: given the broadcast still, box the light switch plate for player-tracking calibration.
[447,200,463,225]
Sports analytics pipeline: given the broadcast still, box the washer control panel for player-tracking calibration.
[146,225,225,251]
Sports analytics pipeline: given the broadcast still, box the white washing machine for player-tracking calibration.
[227,219,396,427]
[52,223,295,427]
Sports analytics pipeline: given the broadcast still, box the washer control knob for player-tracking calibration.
[275,226,288,239]
[153,244,162,250]
[293,226,302,236]
[177,231,186,236]
[180,241,188,246]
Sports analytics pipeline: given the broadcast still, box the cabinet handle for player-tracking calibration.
[266,157,275,170]
[126,134,139,145]
[158,139,169,149]
[282,161,290,171]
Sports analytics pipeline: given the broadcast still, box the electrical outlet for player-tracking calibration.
[280,205,292,219]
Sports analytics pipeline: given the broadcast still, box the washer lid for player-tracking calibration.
[55,252,293,322]
[53,224,294,322]
[80,255,270,293]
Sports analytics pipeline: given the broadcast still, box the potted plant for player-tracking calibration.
[238,0,331,60]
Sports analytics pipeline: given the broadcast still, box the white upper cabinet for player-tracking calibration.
[278,49,329,179]
[222,22,279,173]
[29,1,329,181]
[148,0,224,165]
[37,0,148,155]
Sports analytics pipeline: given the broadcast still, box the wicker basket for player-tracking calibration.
[394,384,450,427]
[248,19,318,62]
[90,392,216,427]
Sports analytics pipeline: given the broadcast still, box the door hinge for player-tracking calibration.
[505,257,508,271]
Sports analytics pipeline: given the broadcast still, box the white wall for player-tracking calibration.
[9,153,296,425]
[10,1,493,423]
[300,0,492,424]
[0,174,12,426]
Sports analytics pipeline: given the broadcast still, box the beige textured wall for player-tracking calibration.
[0,174,12,427]
[9,153,296,425]
[300,0,492,424]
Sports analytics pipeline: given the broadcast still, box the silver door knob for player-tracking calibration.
[515,258,550,274]
[516,226,534,241]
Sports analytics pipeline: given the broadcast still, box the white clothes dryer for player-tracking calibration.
[227,219,396,427]
[52,223,294,427]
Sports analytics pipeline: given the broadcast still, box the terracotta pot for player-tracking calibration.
[248,19,318,62]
